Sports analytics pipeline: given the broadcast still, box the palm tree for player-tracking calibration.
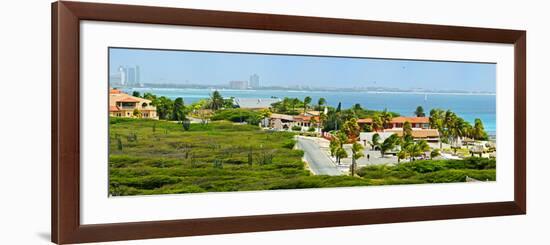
[463,122,473,139]
[342,118,360,139]
[210,90,224,111]
[353,103,363,114]
[429,108,444,129]
[171,97,186,122]
[371,114,383,132]
[329,136,340,157]
[309,117,318,132]
[397,149,408,164]
[317,97,326,111]
[414,106,425,117]
[473,118,487,140]
[448,117,466,153]
[430,148,441,159]
[417,140,430,157]
[429,108,445,148]
[156,96,174,120]
[318,113,327,133]
[291,98,300,113]
[335,147,348,165]
[406,144,422,161]
[369,133,381,150]
[404,140,429,161]
[380,109,393,129]
[335,131,348,164]
[403,121,413,138]
[380,134,400,157]
[350,143,364,176]
[334,102,342,130]
[303,96,312,114]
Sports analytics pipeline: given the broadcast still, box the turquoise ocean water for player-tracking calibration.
[126,88,496,136]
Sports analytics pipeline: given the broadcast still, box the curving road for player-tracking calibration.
[296,137,343,176]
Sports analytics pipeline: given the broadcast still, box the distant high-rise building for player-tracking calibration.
[136,66,141,85]
[229,80,248,90]
[127,67,136,85]
[115,65,141,86]
[118,66,126,85]
[249,74,260,88]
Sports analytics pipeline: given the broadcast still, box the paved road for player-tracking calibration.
[296,137,343,176]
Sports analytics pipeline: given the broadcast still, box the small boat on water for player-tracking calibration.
[424,94,428,101]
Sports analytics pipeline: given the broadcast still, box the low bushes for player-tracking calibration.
[211,109,262,125]
[109,118,497,196]
[357,157,496,184]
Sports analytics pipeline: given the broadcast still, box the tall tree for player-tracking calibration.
[334,102,342,130]
[350,143,364,176]
[397,149,408,164]
[335,131,348,164]
[291,98,300,113]
[404,139,430,161]
[380,109,393,129]
[473,118,487,140]
[132,91,141,98]
[403,121,413,138]
[171,97,186,122]
[371,114,383,132]
[342,118,361,139]
[309,117,318,132]
[353,103,363,112]
[210,90,224,111]
[429,108,445,148]
[303,96,312,114]
[335,147,348,165]
[430,148,441,159]
[317,97,326,111]
[369,133,381,150]
[380,134,400,157]
[414,106,425,117]
[429,108,444,130]
[156,96,174,120]
[143,92,157,101]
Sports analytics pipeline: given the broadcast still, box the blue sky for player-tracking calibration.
[109,47,496,92]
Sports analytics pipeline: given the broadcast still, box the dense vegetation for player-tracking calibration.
[356,158,496,184]
[109,118,496,196]
[210,108,270,125]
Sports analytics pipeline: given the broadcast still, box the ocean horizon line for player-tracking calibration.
[127,86,496,96]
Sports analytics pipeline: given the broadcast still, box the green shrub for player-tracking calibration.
[282,140,296,149]
[108,117,496,196]
[211,109,262,125]
[291,125,302,131]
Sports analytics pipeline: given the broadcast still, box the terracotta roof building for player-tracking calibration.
[357,116,430,130]
[109,89,158,119]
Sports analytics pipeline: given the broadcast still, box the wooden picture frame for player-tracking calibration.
[52,1,526,244]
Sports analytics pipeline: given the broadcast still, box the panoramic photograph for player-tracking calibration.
[108,47,496,197]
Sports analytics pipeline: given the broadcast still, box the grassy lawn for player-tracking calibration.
[109,118,496,196]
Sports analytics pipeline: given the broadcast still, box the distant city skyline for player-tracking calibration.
[109,48,496,93]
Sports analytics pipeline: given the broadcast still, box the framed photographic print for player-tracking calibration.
[52,1,526,244]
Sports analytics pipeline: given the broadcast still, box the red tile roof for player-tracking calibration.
[109,106,120,112]
[357,118,373,123]
[391,117,430,124]
[357,117,429,124]
[117,97,140,103]
[386,129,439,138]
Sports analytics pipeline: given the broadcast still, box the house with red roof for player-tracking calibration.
[109,89,158,119]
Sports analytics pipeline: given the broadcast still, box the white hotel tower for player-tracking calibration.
[118,66,126,85]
